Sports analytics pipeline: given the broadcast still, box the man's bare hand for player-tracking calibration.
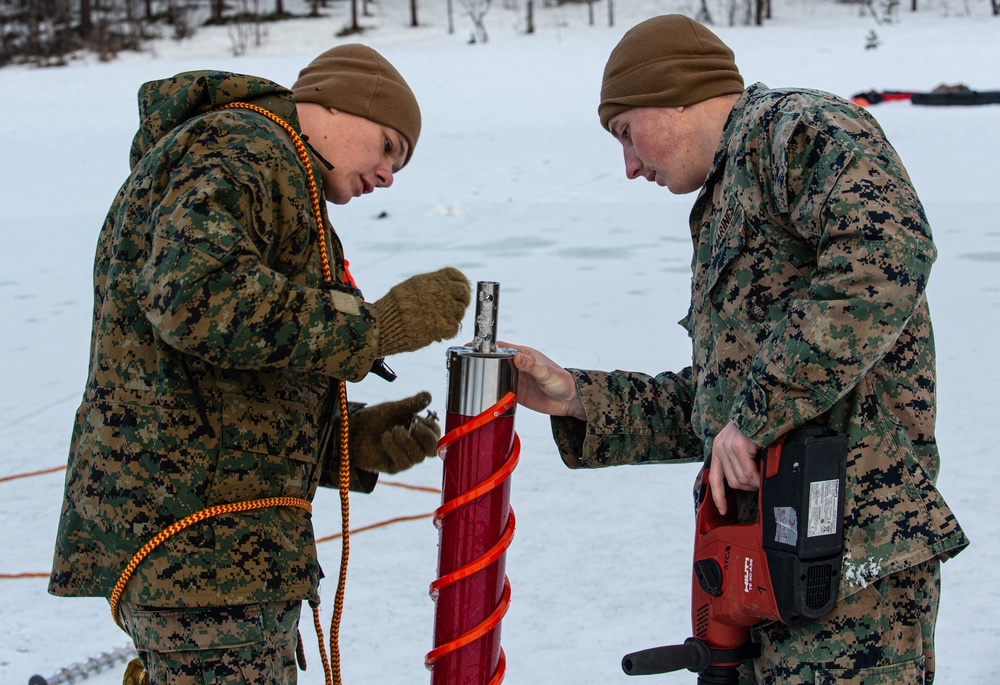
[709,422,760,514]
[499,341,587,421]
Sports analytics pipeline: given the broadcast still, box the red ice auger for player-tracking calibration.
[426,281,520,685]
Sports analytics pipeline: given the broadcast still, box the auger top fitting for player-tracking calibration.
[446,282,517,418]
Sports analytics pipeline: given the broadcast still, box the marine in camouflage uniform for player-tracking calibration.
[510,16,968,684]
[48,45,470,684]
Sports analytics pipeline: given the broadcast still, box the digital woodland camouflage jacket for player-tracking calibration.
[49,71,382,608]
[552,83,967,598]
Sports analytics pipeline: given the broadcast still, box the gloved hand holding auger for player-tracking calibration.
[350,392,441,474]
[373,266,471,357]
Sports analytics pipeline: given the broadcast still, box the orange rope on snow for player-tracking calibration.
[316,512,436,543]
[0,464,438,493]
[381,481,441,495]
[0,464,66,484]
[0,572,51,579]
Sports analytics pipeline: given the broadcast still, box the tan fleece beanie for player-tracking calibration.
[292,44,421,167]
[599,15,744,130]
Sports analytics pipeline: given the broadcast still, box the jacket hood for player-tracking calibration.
[129,70,296,168]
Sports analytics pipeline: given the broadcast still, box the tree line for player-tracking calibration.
[2,0,996,68]
[2,0,323,66]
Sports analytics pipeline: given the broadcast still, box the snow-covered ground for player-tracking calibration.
[2,0,998,683]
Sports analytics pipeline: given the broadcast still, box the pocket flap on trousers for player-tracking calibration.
[130,604,264,653]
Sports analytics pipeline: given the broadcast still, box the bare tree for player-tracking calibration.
[727,0,752,26]
[79,0,92,39]
[460,0,490,42]
[857,0,899,25]
[228,0,263,55]
[349,0,360,31]
[696,0,713,24]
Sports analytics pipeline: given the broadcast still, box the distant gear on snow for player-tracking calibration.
[851,83,1000,107]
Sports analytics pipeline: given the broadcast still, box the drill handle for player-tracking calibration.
[622,637,760,676]
[621,637,711,675]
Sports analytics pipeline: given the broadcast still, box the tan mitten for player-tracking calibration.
[372,267,470,357]
[349,392,442,474]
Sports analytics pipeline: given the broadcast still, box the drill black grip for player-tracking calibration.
[622,638,712,675]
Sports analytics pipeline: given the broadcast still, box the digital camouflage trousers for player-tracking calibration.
[742,558,941,684]
[118,599,301,685]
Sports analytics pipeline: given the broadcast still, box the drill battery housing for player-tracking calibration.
[623,426,848,681]
[759,426,847,625]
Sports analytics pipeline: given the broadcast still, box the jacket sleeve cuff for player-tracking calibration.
[349,467,378,493]
[550,368,702,468]
[551,415,586,468]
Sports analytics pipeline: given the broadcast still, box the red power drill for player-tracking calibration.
[622,426,848,684]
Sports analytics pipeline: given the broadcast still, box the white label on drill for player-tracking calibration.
[773,506,798,545]
[808,479,840,537]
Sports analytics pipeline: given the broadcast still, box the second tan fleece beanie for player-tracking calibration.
[599,15,745,130]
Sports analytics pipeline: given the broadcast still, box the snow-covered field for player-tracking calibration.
[1,0,998,683]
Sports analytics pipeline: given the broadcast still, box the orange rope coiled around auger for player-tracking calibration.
[424,392,520,685]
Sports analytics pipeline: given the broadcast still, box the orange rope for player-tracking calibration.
[381,481,441,495]
[0,464,66,484]
[316,512,436,544]
[0,572,50,579]
[222,102,352,685]
[328,379,351,685]
[312,603,334,685]
[0,465,438,493]
[3,507,437,580]
[109,497,312,631]
[424,392,519,683]
[216,102,333,283]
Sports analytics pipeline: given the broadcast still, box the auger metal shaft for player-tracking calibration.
[28,644,137,685]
